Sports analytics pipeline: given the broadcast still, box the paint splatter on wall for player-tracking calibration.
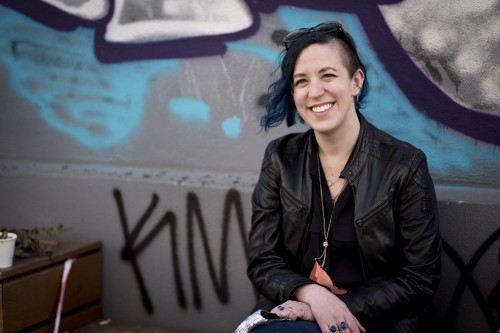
[0,0,498,185]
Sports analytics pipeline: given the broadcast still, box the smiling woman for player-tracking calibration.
[291,42,364,139]
[235,21,442,333]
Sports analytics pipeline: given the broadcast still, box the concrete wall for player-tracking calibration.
[0,1,499,332]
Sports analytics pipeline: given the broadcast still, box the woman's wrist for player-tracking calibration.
[292,283,327,304]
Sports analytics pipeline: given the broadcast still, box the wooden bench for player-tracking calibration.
[0,238,102,333]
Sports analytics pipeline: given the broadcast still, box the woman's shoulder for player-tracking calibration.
[259,130,312,171]
[364,119,426,166]
[265,129,312,153]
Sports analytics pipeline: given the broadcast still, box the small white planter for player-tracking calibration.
[0,233,17,268]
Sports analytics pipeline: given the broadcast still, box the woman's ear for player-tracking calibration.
[352,69,365,96]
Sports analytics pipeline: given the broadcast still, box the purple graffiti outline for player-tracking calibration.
[1,0,499,145]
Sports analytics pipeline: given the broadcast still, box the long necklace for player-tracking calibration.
[315,152,347,269]
[327,176,342,188]
[326,168,342,188]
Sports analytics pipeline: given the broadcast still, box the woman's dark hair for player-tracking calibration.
[261,27,369,132]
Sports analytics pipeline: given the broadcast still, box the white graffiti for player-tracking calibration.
[106,0,253,42]
[381,0,500,115]
[40,0,254,42]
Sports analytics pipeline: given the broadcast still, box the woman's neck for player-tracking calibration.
[315,114,360,163]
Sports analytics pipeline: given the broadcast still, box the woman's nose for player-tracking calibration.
[308,81,324,98]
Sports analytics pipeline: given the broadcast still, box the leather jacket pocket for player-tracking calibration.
[281,187,307,218]
[355,200,397,273]
[355,200,395,241]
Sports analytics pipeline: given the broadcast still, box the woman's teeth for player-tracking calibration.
[312,103,333,112]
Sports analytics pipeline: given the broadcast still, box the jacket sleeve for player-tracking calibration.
[246,142,312,304]
[341,150,442,319]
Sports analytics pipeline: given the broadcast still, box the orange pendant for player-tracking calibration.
[309,261,347,295]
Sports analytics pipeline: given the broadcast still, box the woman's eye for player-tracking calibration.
[323,73,336,78]
[294,79,307,86]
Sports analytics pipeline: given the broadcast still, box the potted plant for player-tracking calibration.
[1,224,67,260]
[0,231,17,268]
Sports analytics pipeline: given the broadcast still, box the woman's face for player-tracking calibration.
[292,42,363,136]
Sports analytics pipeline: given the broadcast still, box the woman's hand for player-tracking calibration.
[270,300,314,321]
[293,284,366,333]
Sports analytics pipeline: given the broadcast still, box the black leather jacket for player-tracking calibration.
[247,112,442,332]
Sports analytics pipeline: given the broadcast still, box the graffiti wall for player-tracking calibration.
[0,1,499,332]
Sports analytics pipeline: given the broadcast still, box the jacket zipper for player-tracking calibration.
[355,200,392,281]
[280,188,309,269]
[353,198,400,333]
[299,217,312,270]
[281,187,307,215]
[345,182,368,282]
[355,199,392,239]
[357,246,367,282]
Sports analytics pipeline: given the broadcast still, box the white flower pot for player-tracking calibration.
[0,233,17,268]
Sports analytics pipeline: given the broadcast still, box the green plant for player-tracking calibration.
[1,224,67,258]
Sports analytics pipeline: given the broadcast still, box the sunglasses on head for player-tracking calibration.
[283,21,349,51]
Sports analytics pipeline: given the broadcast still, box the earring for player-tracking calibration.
[354,95,359,103]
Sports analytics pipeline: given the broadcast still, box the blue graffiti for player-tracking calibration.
[222,116,242,139]
[1,0,499,146]
[0,2,499,182]
[169,98,210,124]
[0,6,179,149]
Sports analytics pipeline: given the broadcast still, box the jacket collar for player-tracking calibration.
[341,111,371,183]
[307,111,371,184]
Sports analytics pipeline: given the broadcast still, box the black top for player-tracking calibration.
[302,141,364,290]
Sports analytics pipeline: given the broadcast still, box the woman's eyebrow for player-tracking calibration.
[319,66,337,73]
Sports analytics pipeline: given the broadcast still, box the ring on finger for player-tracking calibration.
[277,305,284,311]
[287,306,294,311]
[328,324,338,332]
[298,308,305,318]
[339,321,348,331]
